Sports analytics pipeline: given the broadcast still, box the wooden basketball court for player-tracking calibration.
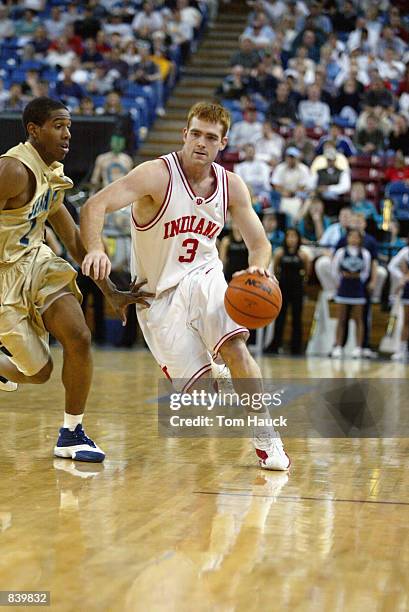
[1,348,408,611]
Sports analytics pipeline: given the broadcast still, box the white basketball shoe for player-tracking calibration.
[252,431,291,471]
[0,376,17,392]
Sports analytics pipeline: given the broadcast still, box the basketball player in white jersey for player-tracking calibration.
[80,102,290,470]
[0,97,148,462]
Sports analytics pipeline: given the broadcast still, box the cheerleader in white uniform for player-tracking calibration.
[388,245,409,361]
[331,229,371,359]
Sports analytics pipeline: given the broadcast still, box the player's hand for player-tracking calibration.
[82,250,112,280]
[233,267,278,284]
[107,280,154,326]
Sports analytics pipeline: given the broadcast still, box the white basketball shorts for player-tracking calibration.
[137,262,249,391]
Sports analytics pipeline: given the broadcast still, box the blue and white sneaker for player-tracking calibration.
[54,424,105,463]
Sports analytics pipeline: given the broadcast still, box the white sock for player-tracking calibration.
[63,413,84,431]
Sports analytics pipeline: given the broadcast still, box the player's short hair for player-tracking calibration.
[22,97,68,135]
[187,101,231,138]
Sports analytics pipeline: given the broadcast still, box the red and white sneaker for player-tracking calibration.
[252,432,291,471]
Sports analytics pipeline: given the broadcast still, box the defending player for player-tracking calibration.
[0,97,151,462]
[80,101,290,470]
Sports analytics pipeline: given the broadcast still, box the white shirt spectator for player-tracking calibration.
[104,21,134,38]
[319,222,345,247]
[376,58,405,81]
[44,16,67,39]
[132,10,163,34]
[0,9,15,40]
[347,28,378,55]
[271,160,312,193]
[254,132,285,163]
[167,18,194,43]
[234,159,271,196]
[298,99,331,130]
[180,6,202,29]
[241,24,276,48]
[46,49,76,69]
[228,118,264,149]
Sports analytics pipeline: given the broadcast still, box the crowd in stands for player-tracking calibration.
[217,0,409,360]
[0,0,213,148]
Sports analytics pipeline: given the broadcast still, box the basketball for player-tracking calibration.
[224,273,282,329]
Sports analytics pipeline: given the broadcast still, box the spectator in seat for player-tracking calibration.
[350,182,381,222]
[297,196,331,246]
[241,10,276,49]
[298,83,331,130]
[230,35,262,73]
[74,5,101,40]
[62,23,84,57]
[55,65,84,105]
[332,0,358,35]
[0,5,15,40]
[234,143,271,198]
[377,25,407,60]
[15,9,40,40]
[248,61,278,102]
[75,96,96,116]
[266,81,298,127]
[262,208,285,252]
[228,104,264,149]
[166,8,194,63]
[129,42,165,116]
[46,37,77,69]
[354,113,386,154]
[311,140,350,174]
[388,115,409,157]
[332,77,362,127]
[132,1,163,35]
[291,28,323,64]
[316,122,357,158]
[215,65,250,101]
[45,7,68,39]
[177,0,202,33]
[314,146,351,201]
[31,25,51,57]
[81,38,104,69]
[361,74,394,115]
[286,122,316,165]
[3,83,28,112]
[103,11,134,39]
[21,69,42,98]
[271,147,312,221]
[385,152,409,183]
[254,121,285,166]
[376,46,405,82]
[318,206,353,250]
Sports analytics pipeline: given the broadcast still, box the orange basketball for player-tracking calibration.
[224,273,282,329]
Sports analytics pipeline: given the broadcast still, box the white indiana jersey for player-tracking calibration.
[130,152,228,295]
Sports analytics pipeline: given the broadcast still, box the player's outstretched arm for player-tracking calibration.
[80,159,166,280]
[227,172,272,276]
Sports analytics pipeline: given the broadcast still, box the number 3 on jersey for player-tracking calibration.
[179,238,199,263]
